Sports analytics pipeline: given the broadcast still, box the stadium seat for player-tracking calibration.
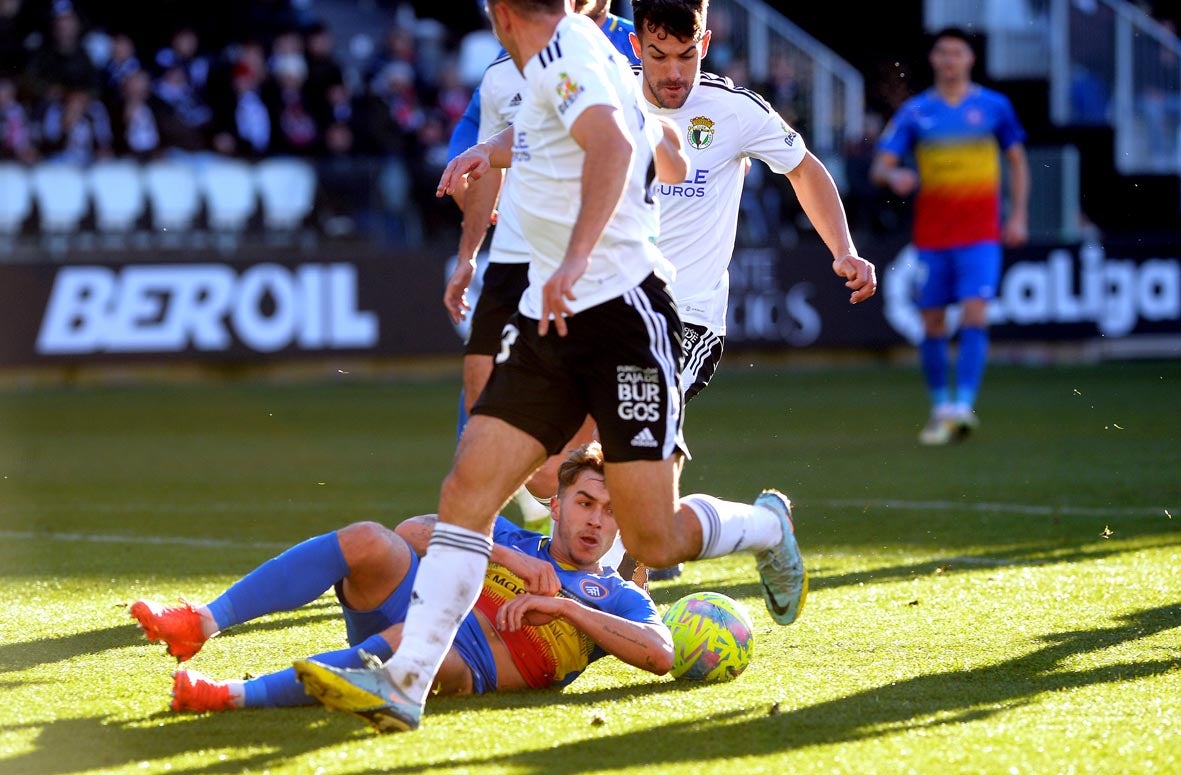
[254,158,316,230]
[143,159,201,232]
[87,159,145,233]
[0,162,32,235]
[30,163,89,233]
[198,158,257,231]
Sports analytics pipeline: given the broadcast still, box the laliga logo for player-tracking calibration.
[883,242,1181,343]
[37,263,378,355]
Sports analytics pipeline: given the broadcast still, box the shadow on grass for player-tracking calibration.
[650,531,1181,606]
[3,604,1177,774]
[0,680,688,775]
[0,600,341,673]
[361,603,1179,775]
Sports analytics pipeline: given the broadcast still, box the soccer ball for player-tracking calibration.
[662,591,755,682]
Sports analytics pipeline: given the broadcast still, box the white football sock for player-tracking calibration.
[382,522,492,704]
[682,493,784,560]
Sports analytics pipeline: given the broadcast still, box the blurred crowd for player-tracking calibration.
[0,0,478,167]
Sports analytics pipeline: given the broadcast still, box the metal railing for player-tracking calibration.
[708,0,865,157]
[1049,0,1181,174]
[924,0,1181,175]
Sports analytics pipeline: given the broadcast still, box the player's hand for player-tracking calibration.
[833,254,877,304]
[444,257,476,324]
[886,167,919,197]
[1002,213,1029,248]
[437,145,491,199]
[495,551,561,596]
[496,594,566,632]
[539,256,588,337]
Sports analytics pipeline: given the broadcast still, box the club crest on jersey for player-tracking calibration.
[556,72,584,115]
[687,116,715,149]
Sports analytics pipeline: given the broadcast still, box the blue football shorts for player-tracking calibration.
[915,240,1002,308]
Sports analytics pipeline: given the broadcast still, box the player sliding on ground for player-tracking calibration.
[130,444,672,711]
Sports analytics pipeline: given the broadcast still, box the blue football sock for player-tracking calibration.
[456,389,468,441]
[243,633,395,708]
[956,326,989,409]
[919,335,950,408]
[205,532,349,631]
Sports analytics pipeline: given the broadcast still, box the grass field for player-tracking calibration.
[1,358,1178,775]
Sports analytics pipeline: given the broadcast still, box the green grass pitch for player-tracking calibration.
[1,358,1178,774]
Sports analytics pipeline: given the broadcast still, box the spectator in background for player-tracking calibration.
[0,76,36,162]
[103,33,141,103]
[871,27,1029,446]
[40,82,112,165]
[153,62,212,151]
[304,21,345,122]
[364,61,422,156]
[24,1,97,102]
[267,51,318,155]
[155,26,210,96]
[112,68,161,159]
[318,81,356,155]
[210,44,271,158]
[433,60,469,129]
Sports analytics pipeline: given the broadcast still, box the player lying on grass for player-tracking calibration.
[130,443,672,712]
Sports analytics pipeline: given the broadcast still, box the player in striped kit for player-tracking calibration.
[631,0,877,405]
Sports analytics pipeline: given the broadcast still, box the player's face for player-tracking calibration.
[633,28,712,110]
[930,36,974,84]
[551,469,618,568]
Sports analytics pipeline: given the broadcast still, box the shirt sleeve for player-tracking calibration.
[447,88,482,162]
[536,41,624,132]
[477,73,509,143]
[602,580,664,625]
[740,95,808,175]
[993,93,1026,150]
[877,102,917,158]
[491,515,540,549]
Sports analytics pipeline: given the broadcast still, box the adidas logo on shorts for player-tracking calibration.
[630,428,659,448]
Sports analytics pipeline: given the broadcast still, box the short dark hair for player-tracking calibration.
[931,26,975,51]
[556,442,606,496]
[631,0,708,43]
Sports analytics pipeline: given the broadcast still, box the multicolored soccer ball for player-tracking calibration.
[662,591,755,682]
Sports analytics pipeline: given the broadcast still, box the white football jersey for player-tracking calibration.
[513,14,665,319]
[477,54,530,264]
[641,70,807,335]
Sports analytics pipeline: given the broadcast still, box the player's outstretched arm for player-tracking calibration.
[495,594,674,675]
[786,151,877,304]
[869,149,918,197]
[1002,142,1030,247]
[436,126,514,199]
[540,105,633,337]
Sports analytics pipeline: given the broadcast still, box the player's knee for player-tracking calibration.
[337,521,394,569]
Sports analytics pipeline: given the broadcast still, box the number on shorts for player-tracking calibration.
[495,323,520,365]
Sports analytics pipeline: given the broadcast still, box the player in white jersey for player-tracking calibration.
[302,0,811,735]
[631,0,876,401]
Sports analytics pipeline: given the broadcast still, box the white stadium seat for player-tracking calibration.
[30,163,89,233]
[143,160,201,232]
[198,158,257,231]
[255,158,316,230]
[87,159,145,232]
[0,162,32,234]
